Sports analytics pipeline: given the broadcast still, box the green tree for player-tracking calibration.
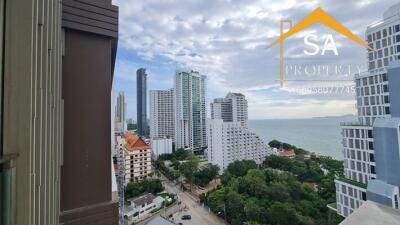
[194,164,220,187]
[264,155,293,171]
[124,179,164,199]
[226,160,257,177]
[268,140,281,149]
[244,198,263,222]
[179,156,199,190]
[225,191,245,225]
[266,202,301,225]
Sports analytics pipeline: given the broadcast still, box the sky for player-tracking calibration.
[111,0,396,120]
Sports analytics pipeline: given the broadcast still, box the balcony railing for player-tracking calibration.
[340,121,371,127]
[1,153,18,225]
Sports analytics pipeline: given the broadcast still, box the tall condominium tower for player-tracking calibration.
[334,3,400,217]
[115,91,127,132]
[208,92,271,172]
[0,0,119,224]
[211,92,248,126]
[149,89,175,140]
[207,119,271,172]
[137,68,148,136]
[174,70,207,153]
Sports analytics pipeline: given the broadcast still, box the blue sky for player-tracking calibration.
[112,0,396,120]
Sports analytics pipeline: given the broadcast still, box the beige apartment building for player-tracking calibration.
[118,133,153,183]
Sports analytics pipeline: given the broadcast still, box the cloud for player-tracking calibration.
[112,0,394,119]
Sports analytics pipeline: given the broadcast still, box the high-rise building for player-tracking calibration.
[334,3,400,217]
[211,92,248,126]
[207,119,271,172]
[137,68,148,136]
[150,138,173,160]
[149,89,175,140]
[366,63,400,210]
[0,0,119,224]
[207,92,270,172]
[174,70,207,153]
[115,91,127,132]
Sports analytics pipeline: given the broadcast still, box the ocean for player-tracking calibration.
[248,116,357,160]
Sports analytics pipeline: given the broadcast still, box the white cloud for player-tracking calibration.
[112,0,394,118]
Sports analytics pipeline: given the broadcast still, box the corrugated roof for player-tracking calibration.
[129,193,156,206]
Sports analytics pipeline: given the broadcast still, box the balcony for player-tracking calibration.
[0,153,18,225]
[340,121,372,127]
[336,176,367,189]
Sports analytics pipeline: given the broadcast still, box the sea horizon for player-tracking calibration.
[248,115,358,160]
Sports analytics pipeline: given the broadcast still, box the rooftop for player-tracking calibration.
[339,201,400,225]
[145,216,175,225]
[128,193,156,206]
[124,133,150,151]
[279,149,296,157]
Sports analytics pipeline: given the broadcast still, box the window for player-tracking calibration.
[382,73,388,81]
[369,153,375,162]
[368,130,373,138]
[383,84,389,93]
[368,35,372,42]
[362,192,367,201]
[369,141,374,150]
[384,95,390,103]
[385,106,390,115]
[376,31,381,40]
[371,165,376,174]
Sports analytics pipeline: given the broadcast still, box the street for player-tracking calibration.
[160,174,226,225]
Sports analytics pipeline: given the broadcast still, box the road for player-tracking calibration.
[160,174,227,225]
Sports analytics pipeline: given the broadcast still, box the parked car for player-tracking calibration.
[181,215,191,220]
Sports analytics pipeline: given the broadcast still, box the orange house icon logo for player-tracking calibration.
[269,7,373,87]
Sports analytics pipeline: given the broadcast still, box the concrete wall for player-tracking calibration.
[372,118,400,186]
[3,0,64,224]
[388,66,400,117]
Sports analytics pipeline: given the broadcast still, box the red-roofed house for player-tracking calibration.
[278,149,296,158]
[119,133,152,182]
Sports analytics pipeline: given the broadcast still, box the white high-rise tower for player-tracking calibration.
[211,92,248,126]
[174,70,207,153]
[334,3,400,218]
[115,91,126,132]
[207,92,272,172]
[149,89,175,140]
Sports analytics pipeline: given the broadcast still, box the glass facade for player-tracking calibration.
[1,154,18,225]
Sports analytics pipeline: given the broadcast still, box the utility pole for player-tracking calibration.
[117,137,126,225]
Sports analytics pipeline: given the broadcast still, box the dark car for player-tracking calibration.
[181,215,191,220]
[178,223,183,225]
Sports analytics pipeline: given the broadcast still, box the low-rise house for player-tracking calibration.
[145,216,175,225]
[124,193,165,222]
[279,149,296,158]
